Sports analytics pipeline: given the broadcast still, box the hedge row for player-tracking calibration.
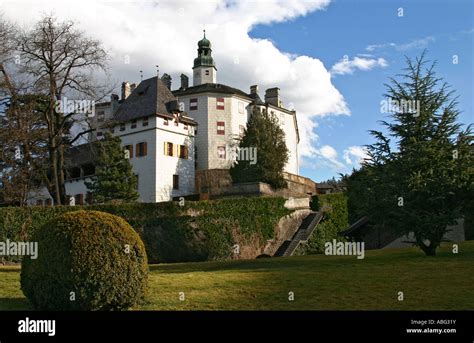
[0,197,291,264]
[296,193,349,255]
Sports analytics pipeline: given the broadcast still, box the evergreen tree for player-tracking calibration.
[85,133,139,203]
[347,52,473,256]
[230,106,289,189]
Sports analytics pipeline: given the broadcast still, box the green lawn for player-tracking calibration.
[1,241,473,310]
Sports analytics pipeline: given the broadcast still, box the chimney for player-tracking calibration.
[130,83,136,93]
[250,85,258,95]
[180,73,189,90]
[111,94,120,114]
[265,87,281,107]
[121,82,131,100]
[161,73,172,90]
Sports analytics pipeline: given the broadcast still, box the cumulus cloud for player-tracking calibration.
[2,0,352,160]
[343,146,369,166]
[315,145,344,169]
[307,144,369,173]
[331,56,388,76]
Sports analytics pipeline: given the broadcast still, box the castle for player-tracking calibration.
[28,33,310,205]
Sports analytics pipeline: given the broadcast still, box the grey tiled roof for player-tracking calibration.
[114,76,177,121]
[65,143,97,166]
[172,83,252,99]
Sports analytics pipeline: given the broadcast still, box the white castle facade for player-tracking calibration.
[27,33,300,205]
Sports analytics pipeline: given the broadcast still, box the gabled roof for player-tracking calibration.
[172,83,251,99]
[65,143,97,166]
[114,76,177,122]
[339,217,370,237]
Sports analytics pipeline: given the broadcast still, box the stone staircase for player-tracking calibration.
[273,211,323,257]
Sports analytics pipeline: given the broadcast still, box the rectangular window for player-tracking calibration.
[239,125,245,137]
[97,131,103,138]
[97,111,105,122]
[216,97,225,110]
[190,98,198,111]
[217,146,226,159]
[45,198,52,206]
[136,142,148,157]
[131,120,137,129]
[36,199,43,206]
[120,123,126,131]
[164,142,174,156]
[217,121,225,135]
[205,70,210,76]
[173,174,179,190]
[174,120,179,126]
[179,145,189,159]
[164,119,169,126]
[124,145,133,159]
[280,113,285,125]
[143,117,149,127]
[184,124,188,130]
[238,101,244,114]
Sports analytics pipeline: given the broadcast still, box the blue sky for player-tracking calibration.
[251,0,473,182]
[3,0,473,184]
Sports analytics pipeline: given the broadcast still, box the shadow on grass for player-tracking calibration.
[0,298,31,310]
[148,242,472,274]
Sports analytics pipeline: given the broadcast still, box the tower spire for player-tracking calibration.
[193,31,217,86]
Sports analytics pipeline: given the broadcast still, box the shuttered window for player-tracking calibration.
[216,98,225,110]
[179,145,188,159]
[190,98,198,110]
[136,142,148,157]
[217,121,225,135]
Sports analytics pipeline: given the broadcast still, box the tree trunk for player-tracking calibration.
[58,144,66,204]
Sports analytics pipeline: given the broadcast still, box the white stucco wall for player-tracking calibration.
[27,114,197,204]
[175,91,299,175]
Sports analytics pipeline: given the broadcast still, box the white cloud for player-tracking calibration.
[331,56,388,76]
[366,36,435,52]
[342,146,369,166]
[315,145,344,169]
[2,0,350,160]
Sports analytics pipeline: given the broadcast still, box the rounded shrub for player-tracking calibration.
[21,210,148,310]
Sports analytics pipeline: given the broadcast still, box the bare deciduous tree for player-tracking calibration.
[12,14,110,205]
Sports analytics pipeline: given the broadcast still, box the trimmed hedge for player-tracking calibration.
[1,197,291,263]
[296,193,349,255]
[21,211,148,310]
